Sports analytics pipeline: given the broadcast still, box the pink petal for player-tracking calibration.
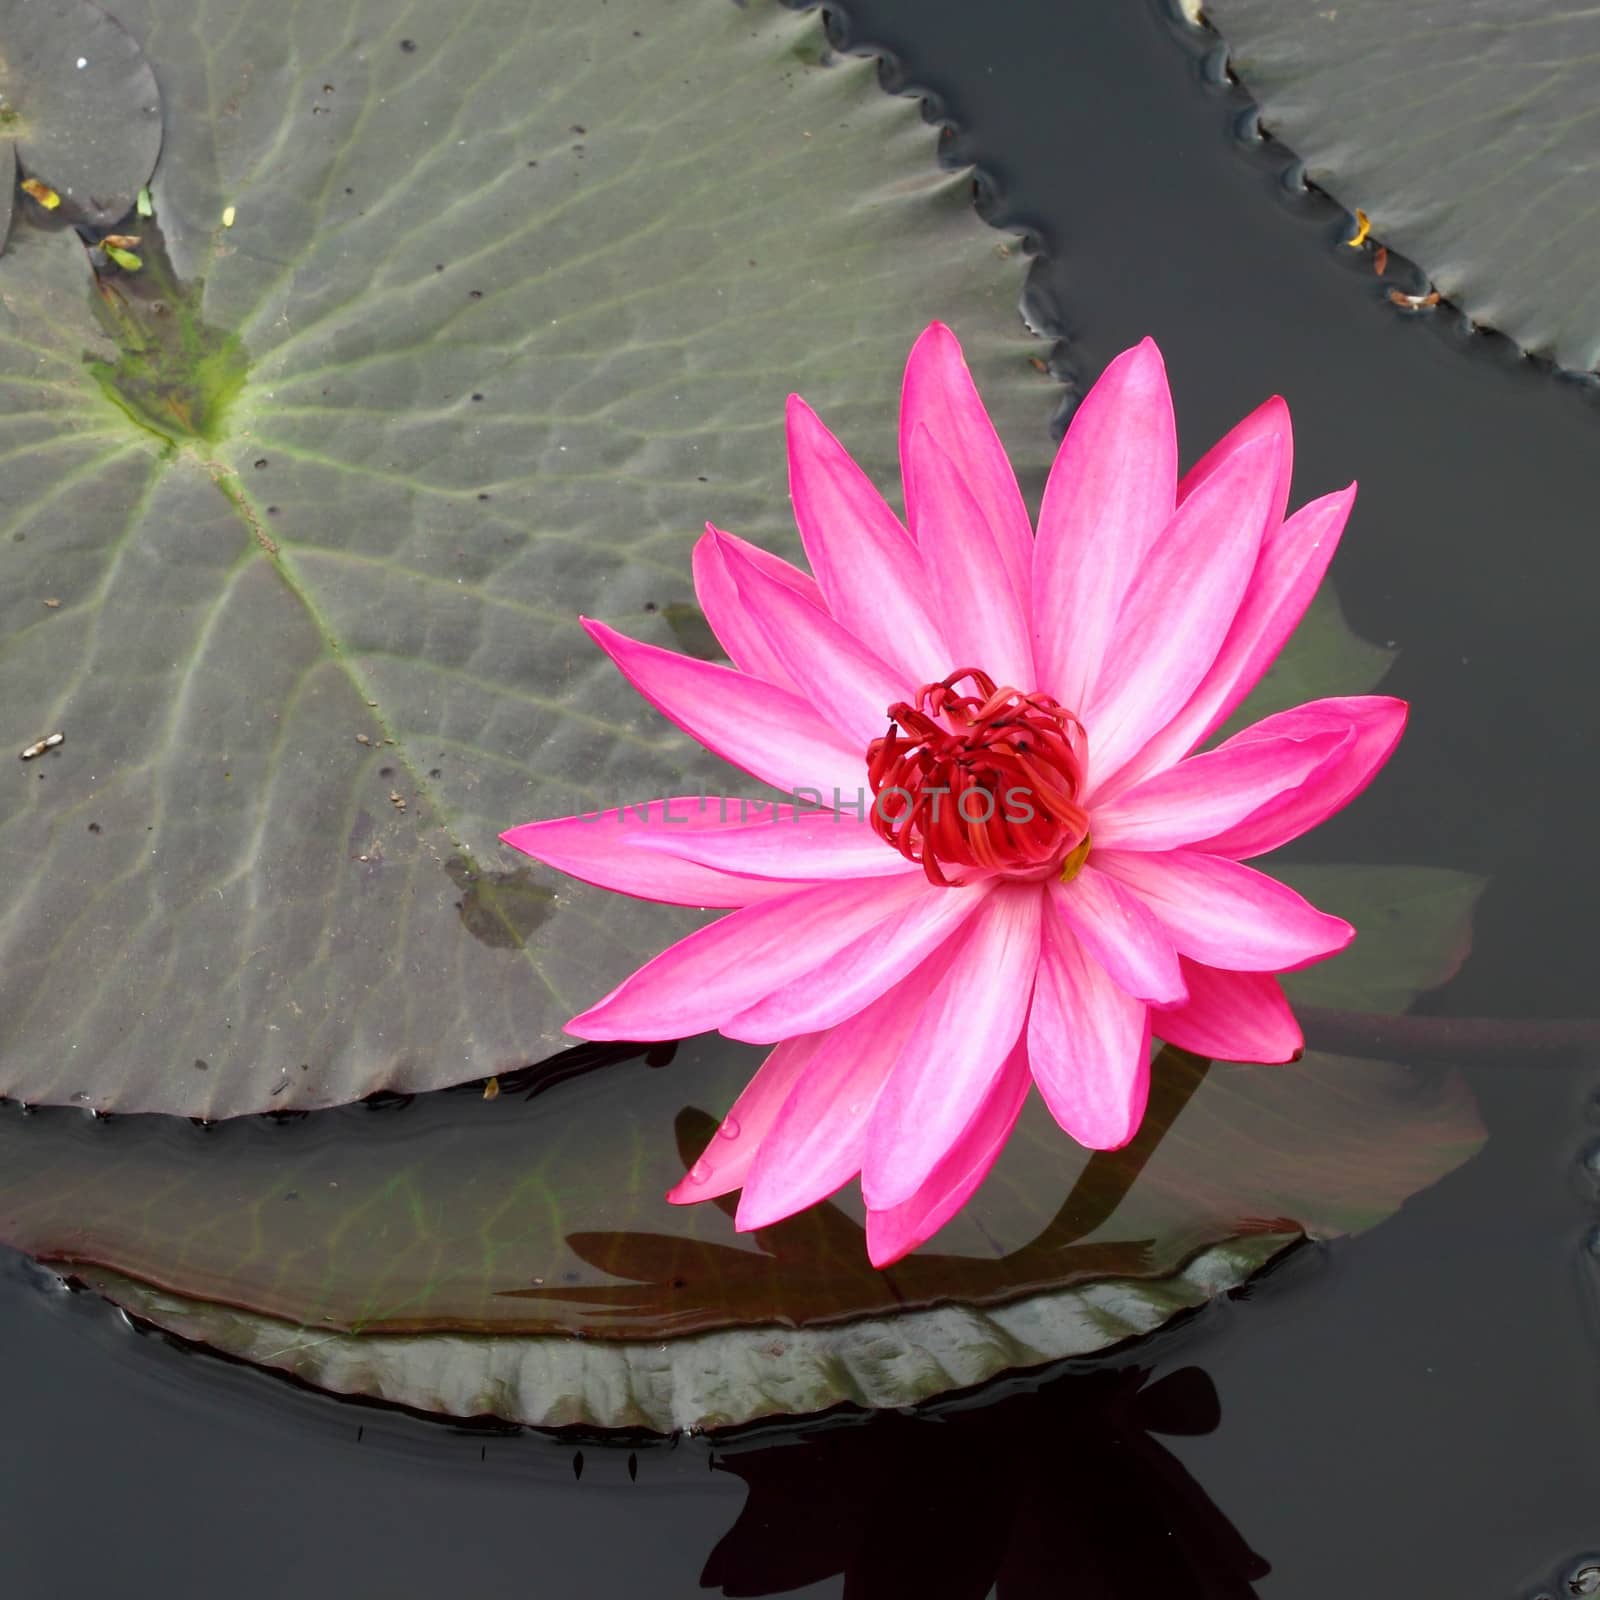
[636,807,917,882]
[1028,899,1152,1149]
[1080,433,1283,789]
[699,524,824,609]
[786,395,952,685]
[899,322,1034,611]
[1031,339,1177,713]
[862,883,1042,1210]
[1093,848,1354,973]
[1187,696,1408,859]
[864,1041,1032,1267]
[1096,485,1356,801]
[1179,395,1294,528]
[582,618,864,802]
[1051,868,1186,1005]
[500,799,805,908]
[1150,959,1303,1063]
[722,876,995,1043]
[1090,727,1347,852]
[716,528,910,749]
[666,1032,825,1203]
[904,421,1034,689]
[734,946,960,1231]
[567,872,944,1040]
[691,525,823,692]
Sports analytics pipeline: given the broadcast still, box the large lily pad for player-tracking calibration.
[0,1038,1483,1429]
[1195,0,1600,371]
[0,0,1050,1118]
[0,0,163,234]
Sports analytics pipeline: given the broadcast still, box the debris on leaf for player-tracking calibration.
[20,178,60,210]
[42,598,60,609]
[136,186,153,218]
[1345,209,1371,247]
[1388,287,1441,310]
[102,234,141,250]
[19,733,64,761]
[482,1076,500,1101]
[1372,245,1389,276]
[221,205,236,228]
[103,244,141,271]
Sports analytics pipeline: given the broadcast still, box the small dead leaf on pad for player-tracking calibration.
[20,178,60,210]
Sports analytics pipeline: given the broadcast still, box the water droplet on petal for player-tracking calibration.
[686,1159,711,1185]
[718,1117,741,1140]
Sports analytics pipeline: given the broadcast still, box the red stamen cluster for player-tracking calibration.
[866,669,1089,886]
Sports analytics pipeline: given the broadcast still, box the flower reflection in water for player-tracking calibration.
[703,1362,1267,1599]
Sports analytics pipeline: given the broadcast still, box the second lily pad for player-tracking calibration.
[1197,0,1600,370]
[0,1037,1484,1429]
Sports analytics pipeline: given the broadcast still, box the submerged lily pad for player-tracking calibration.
[0,1038,1483,1429]
[0,0,1048,1118]
[0,0,163,235]
[1275,863,1483,1015]
[1221,587,1392,733]
[1197,0,1600,371]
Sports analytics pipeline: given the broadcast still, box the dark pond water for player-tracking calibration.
[5,0,1599,1594]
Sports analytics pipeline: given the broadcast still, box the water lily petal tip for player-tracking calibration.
[1079,1125,1139,1153]
[863,1222,910,1270]
[731,1193,773,1233]
[562,1007,615,1041]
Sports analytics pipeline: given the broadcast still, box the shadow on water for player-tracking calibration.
[701,1364,1268,1599]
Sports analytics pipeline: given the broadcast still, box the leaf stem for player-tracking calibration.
[1299,1007,1600,1065]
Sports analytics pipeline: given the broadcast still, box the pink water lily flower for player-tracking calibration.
[501,324,1405,1267]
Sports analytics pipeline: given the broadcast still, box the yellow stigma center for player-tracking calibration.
[1058,833,1092,885]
